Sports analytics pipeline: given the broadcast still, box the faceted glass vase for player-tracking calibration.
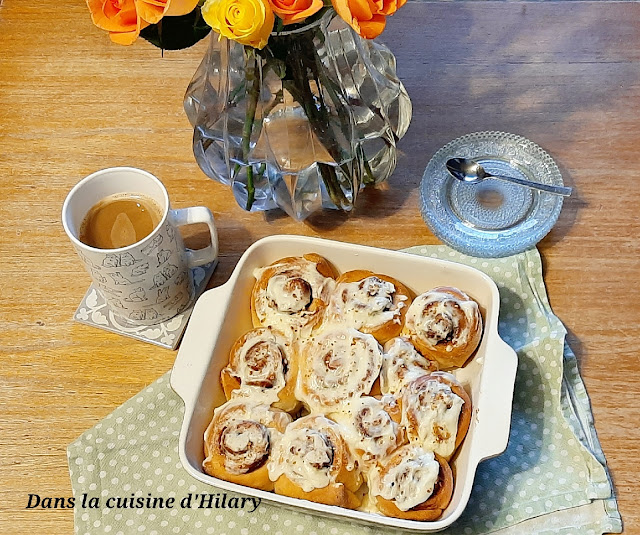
[184,12,412,220]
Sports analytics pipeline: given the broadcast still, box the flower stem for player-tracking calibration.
[280,37,353,209]
[241,49,262,210]
[227,80,246,106]
[362,152,376,185]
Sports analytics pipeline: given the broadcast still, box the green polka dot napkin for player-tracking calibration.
[68,245,622,535]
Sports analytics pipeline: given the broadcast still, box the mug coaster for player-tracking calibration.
[73,261,217,350]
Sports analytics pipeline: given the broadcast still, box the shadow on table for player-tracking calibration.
[255,2,637,236]
[378,1,639,229]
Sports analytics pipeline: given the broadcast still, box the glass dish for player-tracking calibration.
[420,131,565,257]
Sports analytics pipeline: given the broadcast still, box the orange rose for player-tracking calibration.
[86,0,144,45]
[267,0,323,25]
[136,0,200,25]
[331,0,405,39]
[86,0,199,45]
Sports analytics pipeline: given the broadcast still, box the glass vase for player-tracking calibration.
[184,12,411,221]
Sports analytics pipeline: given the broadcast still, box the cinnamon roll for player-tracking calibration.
[379,336,439,396]
[402,286,483,369]
[369,444,453,521]
[324,270,413,344]
[330,395,405,468]
[401,371,472,461]
[221,327,299,412]
[251,254,337,336]
[296,327,383,414]
[203,400,292,491]
[268,415,363,509]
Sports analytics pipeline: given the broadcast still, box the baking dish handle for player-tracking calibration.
[170,283,232,411]
[474,338,519,461]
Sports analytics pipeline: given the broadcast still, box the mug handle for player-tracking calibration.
[168,207,219,268]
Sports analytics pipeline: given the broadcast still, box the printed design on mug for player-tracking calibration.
[131,262,150,276]
[174,272,187,287]
[110,298,125,309]
[91,270,108,285]
[78,251,99,269]
[156,287,170,304]
[91,226,184,315]
[166,224,176,243]
[124,287,147,303]
[140,234,163,256]
[97,284,123,297]
[156,249,171,267]
[108,272,144,286]
[151,264,179,288]
[162,291,187,313]
[129,308,160,322]
[102,252,140,268]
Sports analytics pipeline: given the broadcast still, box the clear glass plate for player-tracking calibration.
[420,131,565,258]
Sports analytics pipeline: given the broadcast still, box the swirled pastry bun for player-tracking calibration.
[221,327,299,412]
[324,270,414,344]
[251,254,337,336]
[295,327,383,414]
[330,395,405,469]
[369,445,453,521]
[379,336,439,396]
[268,415,363,509]
[400,371,472,461]
[402,286,482,369]
[203,400,292,491]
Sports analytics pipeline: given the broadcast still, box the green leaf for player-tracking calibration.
[140,9,211,51]
[267,58,287,79]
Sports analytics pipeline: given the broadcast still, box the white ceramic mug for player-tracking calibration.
[62,167,218,325]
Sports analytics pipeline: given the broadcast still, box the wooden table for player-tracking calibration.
[1,1,638,533]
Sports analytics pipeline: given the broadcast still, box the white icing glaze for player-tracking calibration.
[325,276,406,331]
[227,329,290,405]
[203,400,291,475]
[369,445,440,511]
[253,259,334,335]
[295,328,383,414]
[404,291,478,350]
[267,418,340,492]
[402,378,464,458]
[358,492,380,514]
[219,420,270,474]
[380,337,438,396]
[209,400,279,429]
[330,396,401,466]
[266,274,310,313]
[221,423,260,453]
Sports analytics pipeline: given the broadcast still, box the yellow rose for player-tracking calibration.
[202,0,275,49]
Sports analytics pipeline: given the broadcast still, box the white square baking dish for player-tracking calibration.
[171,235,518,531]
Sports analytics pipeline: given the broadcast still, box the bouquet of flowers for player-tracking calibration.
[87,0,410,220]
[86,0,405,46]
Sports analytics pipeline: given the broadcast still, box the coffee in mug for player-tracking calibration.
[62,167,218,326]
[79,193,163,249]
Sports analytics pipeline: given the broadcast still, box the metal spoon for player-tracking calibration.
[446,157,572,197]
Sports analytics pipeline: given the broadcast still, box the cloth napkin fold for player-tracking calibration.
[68,245,622,535]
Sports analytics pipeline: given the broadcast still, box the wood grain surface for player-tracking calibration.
[0,1,638,533]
